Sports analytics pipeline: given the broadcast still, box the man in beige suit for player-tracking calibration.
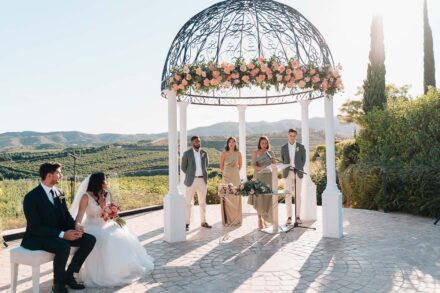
[181,136,212,231]
[280,129,306,225]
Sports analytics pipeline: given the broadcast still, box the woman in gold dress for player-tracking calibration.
[220,137,243,225]
[248,136,276,229]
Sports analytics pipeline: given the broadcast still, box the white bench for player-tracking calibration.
[10,246,79,293]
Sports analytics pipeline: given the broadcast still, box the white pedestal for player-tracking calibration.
[322,188,343,238]
[301,176,317,221]
[164,193,186,242]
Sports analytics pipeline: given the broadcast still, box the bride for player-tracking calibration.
[69,173,154,286]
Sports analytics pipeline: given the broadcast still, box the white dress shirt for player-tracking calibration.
[193,148,203,177]
[40,183,65,239]
[288,142,296,168]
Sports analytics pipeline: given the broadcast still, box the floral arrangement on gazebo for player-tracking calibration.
[168,56,343,97]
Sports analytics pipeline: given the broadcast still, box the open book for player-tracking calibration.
[258,163,291,173]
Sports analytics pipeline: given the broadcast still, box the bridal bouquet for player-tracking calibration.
[101,202,126,228]
[237,178,272,196]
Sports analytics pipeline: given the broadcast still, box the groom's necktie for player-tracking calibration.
[50,189,60,209]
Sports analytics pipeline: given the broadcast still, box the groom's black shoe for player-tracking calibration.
[186,224,189,231]
[52,283,68,293]
[201,222,212,228]
[65,273,85,290]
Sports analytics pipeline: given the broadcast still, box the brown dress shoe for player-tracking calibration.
[295,217,302,224]
[201,222,212,228]
[286,217,292,225]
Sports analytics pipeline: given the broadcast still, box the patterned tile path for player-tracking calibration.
[1,200,440,292]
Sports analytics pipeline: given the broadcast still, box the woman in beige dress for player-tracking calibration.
[220,137,243,225]
[248,136,276,229]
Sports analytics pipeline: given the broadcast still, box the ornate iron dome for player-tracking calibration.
[161,0,335,106]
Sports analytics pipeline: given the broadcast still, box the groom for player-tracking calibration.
[280,129,306,225]
[181,136,212,231]
[21,162,96,293]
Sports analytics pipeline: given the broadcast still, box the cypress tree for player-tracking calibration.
[423,0,436,93]
[363,15,386,113]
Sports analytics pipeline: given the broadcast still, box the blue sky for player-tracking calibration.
[1,0,439,134]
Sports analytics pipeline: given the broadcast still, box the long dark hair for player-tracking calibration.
[225,137,238,151]
[87,173,107,202]
[257,136,270,150]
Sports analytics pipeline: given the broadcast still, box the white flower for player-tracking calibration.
[296,146,299,152]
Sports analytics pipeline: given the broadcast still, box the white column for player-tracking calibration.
[163,90,186,243]
[322,96,343,238]
[237,105,247,182]
[178,101,189,191]
[299,100,317,221]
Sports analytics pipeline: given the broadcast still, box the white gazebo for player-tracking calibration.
[160,0,343,243]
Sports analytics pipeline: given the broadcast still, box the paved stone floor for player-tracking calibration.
[1,200,440,292]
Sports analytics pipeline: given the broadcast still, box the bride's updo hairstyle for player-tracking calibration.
[87,172,106,199]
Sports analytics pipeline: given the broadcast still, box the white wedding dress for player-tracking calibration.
[76,192,154,287]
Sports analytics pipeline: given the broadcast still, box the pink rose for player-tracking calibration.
[321,79,329,91]
[208,65,216,71]
[172,84,180,91]
[203,78,210,87]
[304,77,310,82]
[298,80,306,88]
[285,75,291,82]
[286,68,292,75]
[242,75,250,83]
[312,75,320,83]
[310,69,316,75]
[212,71,221,78]
[287,82,294,88]
[174,74,181,81]
[293,69,303,80]
[248,63,255,70]
[278,65,285,73]
[223,81,232,88]
[182,79,188,86]
[258,56,265,64]
[291,59,299,69]
[196,67,203,76]
[276,74,283,82]
[335,78,342,88]
[240,65,247,72]
[256,75,265,83]
[224,68,231,75]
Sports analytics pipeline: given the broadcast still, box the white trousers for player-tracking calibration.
[185,178,207,225]
[285,171,302,219]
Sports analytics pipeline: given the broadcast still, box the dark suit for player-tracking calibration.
[21,184,96,285]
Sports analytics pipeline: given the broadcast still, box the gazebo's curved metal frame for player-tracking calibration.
[161,0,335,105]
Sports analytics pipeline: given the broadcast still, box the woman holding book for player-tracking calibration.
[248,136,276,229]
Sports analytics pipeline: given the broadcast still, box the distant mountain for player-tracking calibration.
[0,131,155,151]
[0,118,354,151]
[187,118,354,137]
